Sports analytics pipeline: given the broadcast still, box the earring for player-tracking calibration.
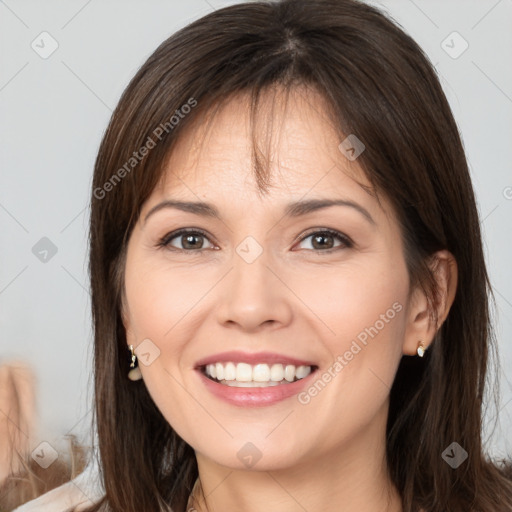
[128,345,142,381]
[417,340,426,358]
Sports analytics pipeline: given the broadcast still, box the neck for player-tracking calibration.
[189,401,403,512]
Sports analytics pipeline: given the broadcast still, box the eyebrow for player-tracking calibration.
[143,198,375,225]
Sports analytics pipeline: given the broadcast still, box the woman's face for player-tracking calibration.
[123,87,412,471]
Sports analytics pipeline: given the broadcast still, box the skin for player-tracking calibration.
[123,86,457,512]
[0,363,35,484]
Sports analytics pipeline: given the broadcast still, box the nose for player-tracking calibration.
[215,247,293,333]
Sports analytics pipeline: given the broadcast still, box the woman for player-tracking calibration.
[11,0,512,510]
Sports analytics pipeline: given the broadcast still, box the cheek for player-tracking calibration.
[124,258,208,349]
[289,255,407,345]
[123,260,204,433]
[338,274,406,350]
[294,257,407,410]
[336,263,407,373]
[291,272,406,454]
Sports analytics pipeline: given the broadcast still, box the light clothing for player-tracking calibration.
[12,456,104,512]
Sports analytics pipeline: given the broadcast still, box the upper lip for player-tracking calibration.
[195,351,317,369]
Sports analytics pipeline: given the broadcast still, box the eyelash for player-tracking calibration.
[157,227,354,254]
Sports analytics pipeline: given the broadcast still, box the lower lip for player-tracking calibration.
[196,369,317,407]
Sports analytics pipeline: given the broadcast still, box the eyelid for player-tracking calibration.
[157,227,354,253]
[158,227,216,251]
[293,227,353,251]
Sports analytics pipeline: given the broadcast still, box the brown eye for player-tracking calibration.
[159,229,215,252]
[296,229,353,252]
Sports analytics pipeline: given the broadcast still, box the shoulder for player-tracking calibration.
[12,458,104,512]
[12,481,93,512]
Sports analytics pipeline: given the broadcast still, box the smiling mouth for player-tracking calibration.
[200,362,318,387]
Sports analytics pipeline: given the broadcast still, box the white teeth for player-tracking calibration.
[236,363,252,382]
[203,361,313,385]
[207,364,216,379]
[224,362,236,381]
[270,364,284,381]
[284,365,296,382]
[222,380,280,387]
[295,365,311,379]
[253,364,270,382]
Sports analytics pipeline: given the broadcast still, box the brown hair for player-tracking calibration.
[81,0,512,510]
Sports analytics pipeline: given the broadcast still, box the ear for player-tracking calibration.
[123,319,136,346]
[120,301,137,347]
[402,250,458,356]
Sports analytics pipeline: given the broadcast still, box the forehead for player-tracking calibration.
[151,87,382,214]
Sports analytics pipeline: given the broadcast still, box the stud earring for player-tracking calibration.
[417,340,426,358]
[128,345,142,381]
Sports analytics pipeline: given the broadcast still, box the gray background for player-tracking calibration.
[1,0,511,460]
